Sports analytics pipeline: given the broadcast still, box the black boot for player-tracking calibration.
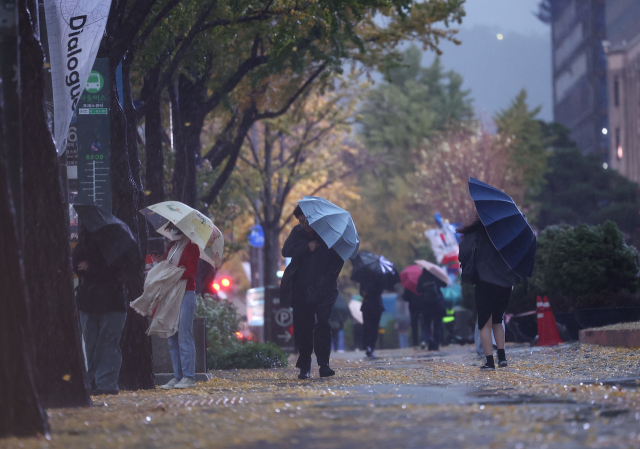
[319,365,335,378]
[298,368,311,380]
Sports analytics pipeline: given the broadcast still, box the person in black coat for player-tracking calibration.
[281,205,344,379]
[401,289,428,348]
[72,225,127,395]
[458,215,519,370]
[415,269,448,351]
[360,276,384,357]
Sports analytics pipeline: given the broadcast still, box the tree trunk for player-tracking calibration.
[172,73,206,208]
[0,28,50,435]
[168,81,185,201]
[142,69,165,206]
[109,57,155,391]
[261,221,282,341]
[19,0,91,408]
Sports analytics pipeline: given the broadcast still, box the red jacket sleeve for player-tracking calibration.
[180,242,200,283]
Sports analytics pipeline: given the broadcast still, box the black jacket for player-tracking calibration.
[360,277,385,313]
[416,270,447,311]
[72,235,126,314]
[458,228,519,288]
[281,224,344,308]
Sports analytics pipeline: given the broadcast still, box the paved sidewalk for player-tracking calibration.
[2,343,640,448]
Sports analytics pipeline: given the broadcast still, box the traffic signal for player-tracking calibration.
[221,277,231,288]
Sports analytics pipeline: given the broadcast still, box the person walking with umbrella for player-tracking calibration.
[281,198,358,379]
[72,204,142,395]
[351,252,400,357]
[400,264,435,349]
[138,200,223,389]
[458,178,536,370]
[415,261,450,351]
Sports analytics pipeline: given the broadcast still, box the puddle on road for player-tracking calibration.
[315,384,580,408]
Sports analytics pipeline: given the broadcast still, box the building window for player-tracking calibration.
[616,127,623,159]
[614,77,620,107]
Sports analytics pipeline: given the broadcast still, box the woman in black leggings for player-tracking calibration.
[458,216,519,370]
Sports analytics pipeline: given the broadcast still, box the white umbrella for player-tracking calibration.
[414,259,451,286]
[348,299,364,324]
[139,201,224,267]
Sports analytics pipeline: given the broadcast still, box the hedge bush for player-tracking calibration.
[214,343,289,369]
[508,221,640,312]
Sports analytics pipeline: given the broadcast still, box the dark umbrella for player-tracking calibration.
[468,177,536,278]
[73,203,142,268]
[350,251,400,290]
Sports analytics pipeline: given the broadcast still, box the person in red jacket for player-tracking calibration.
[160,223,200,389]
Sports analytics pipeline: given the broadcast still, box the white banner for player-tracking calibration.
[44,0,112,154]
[425,227,459,264]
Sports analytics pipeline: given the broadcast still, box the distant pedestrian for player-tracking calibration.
[401,288,427,349]
[281,205,344,379]
[160,223,200,389]
[73,225,127,396]
[329,295,350,352]
[360,277,384,357]
[416,269,448,351]
[458,215,518,370]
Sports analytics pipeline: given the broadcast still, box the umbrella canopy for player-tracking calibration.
[468,177,536,278]
[139,201,224,267]
[73,203,141,267]
[414,260,451,286]
[348,298,364,324]
[400,265,423,294]
[297,196,359,261]
[350,251,400,290]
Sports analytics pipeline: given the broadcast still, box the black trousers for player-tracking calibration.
[409,305,428,347]
[293,302,334,370]
[423,303,444,349]
[362,307,382,350]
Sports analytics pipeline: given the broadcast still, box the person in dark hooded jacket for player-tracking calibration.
[281,205,344,379]
[72,225,127,395]
[416,269,448,351]
[360,276,384,357]
[458,215,519,370]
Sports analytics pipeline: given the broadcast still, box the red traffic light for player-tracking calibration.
[221,278,231,288]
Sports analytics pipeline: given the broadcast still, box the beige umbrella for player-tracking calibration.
[414,260,451,286]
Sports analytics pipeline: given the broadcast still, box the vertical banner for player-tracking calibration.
[76,58,111,212]
[43,0,112,154]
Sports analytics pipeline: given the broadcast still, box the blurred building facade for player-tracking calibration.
[538,0,609,159]
[604,0,640,183]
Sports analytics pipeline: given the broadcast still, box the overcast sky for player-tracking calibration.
[422,0,553,121]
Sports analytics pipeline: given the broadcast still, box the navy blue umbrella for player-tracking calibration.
[468,177,536,278]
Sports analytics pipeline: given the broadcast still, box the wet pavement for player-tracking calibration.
[2,342,640,448]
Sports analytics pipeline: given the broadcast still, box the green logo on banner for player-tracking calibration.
[85,71,104,93]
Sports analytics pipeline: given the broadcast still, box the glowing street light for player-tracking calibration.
[602,128,608,135]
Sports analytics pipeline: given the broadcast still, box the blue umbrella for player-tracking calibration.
[297,196,360,261]
[468,177,536,278]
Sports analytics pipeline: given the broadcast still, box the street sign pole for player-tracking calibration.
[76,58,111,212]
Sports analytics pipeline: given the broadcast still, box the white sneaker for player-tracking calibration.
[160,378,180,390]
[174,377,196,389]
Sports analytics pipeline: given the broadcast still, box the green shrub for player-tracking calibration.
[546,221,640,307]
[195,295,242,369]
[380,318,399,349]
[508,221,640,312]
[214,342,289,369]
